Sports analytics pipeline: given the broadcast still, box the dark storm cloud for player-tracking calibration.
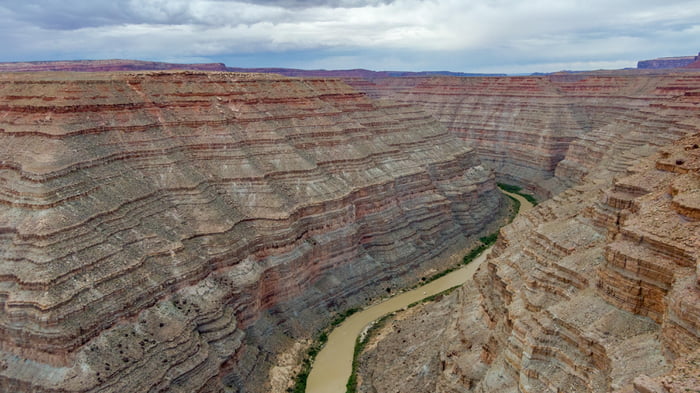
[1,0,397,31]
[1,0,699,73]
[246,0,397,8]
[2,0,193,29]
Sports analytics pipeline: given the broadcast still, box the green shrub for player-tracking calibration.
[498,183,538,206]
[479,232,499,246]
[462,243,487,264]
[346,315,392,393]
[506,194,521,222]
[331,307,360,326]
[407,285,460,308]
[496,183,522,193]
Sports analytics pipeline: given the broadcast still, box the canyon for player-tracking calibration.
[0,66,698,393]
[355,131,700,393]
[0,71,506,392]
[352,74,700,392]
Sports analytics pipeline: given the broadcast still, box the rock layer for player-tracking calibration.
[0,71,506,392]
[355,81,700,392]
[352,72,700,199]
[638,54,699,69]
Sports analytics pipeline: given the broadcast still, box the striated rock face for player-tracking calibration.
[350,72,700,200]
[638,54,699,69]
[355,112,700,391]
[0,71,507,392]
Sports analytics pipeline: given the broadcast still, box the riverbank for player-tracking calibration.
[300,188,534,393]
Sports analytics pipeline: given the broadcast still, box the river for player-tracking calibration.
[305,190,533,393]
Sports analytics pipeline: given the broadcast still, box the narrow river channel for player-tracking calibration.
[305,190,533,393]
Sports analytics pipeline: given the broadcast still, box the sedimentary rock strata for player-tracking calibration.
[4,66,700,393]
[354,72,700,199]
[638,55,699,69]
[0,71,506,392]
[356,113,700,391]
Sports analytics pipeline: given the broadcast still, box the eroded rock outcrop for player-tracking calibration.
[356,103,700,392]
[0,71,507,392]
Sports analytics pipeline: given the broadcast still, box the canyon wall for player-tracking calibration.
[0,71,506,392]
[3,67,699,393]
[355,74,700,392]
[349,72,700,199]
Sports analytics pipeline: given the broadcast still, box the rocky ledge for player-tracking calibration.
[0,71,507,392]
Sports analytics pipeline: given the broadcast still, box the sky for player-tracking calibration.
[1,0,700,74]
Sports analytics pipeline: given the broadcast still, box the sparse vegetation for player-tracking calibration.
[288,349,312,393]
[407,285,460,308]
[505,194,521,222]
[342,184,535,392]
[331,307,360,326]
[417,235,495,286]
[345,338,362,392]
[296,184,536,393]
[348,285,461,391]
[479,232,499,246]
[288,307,360,393]
[497,182,538,206]
[346,314,393,393]
[419,227,507,286]
[496,183,521,193]
[288,339,319,393]
[461,241,490,264]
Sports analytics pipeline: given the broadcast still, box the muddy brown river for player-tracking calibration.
[305,190,533,393]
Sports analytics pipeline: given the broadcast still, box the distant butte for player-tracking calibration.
[638,52,700,69]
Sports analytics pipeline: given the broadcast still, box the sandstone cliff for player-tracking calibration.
[0,71,506,392]
[355,76,700,392]
[638,54,699,69]
[353,72,700,200]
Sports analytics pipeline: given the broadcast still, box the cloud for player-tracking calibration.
[1,0,699,73]
[246,0,398,8]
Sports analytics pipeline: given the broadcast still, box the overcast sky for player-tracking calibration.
[1,0,699,73]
